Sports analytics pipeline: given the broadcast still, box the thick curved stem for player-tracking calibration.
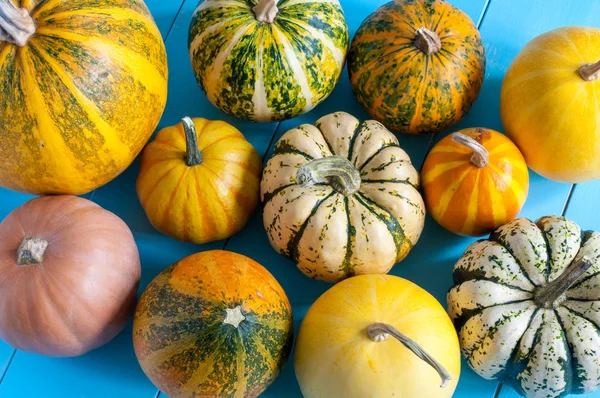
[17,236,48,265]
[181,117,203,166]
[579,60,600,81]
[414,27,441,55]
[452,132,489,168]
[368,323,452,388]
[252,0,279,23]
[0,0,35,47]
[535,256,594,308]
[296,156,361,196]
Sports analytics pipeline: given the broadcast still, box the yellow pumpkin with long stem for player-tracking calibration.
[294,274,460,397]
[501,26,600,182]
[136,117,261,244]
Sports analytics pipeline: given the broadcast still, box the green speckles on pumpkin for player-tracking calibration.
[34,0,152,20]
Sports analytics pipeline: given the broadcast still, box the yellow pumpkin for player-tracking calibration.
[421,128,529,236]
[0,0,168,195]
[136,117,261,244]
[501,26,600,182]
[294,274,461,398]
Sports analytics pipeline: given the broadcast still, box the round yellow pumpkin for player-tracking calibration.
[501,26,600,182]
[294,274,461,398]
[0,0,168,195]
[136,117,261,244]
[422,128,529,236]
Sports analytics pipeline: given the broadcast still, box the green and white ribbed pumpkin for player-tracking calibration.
[260,111,425,283]
[448,216,600,398]
[188,0,348,122]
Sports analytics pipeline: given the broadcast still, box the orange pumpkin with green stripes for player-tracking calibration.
[421,128,529,236]
[136,117,261,244]
[0,0,168,195]
[348,0,485,134]
[133,250,294,398]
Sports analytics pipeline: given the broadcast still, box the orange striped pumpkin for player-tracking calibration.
[136,117,262,244]
[421,128,529,236]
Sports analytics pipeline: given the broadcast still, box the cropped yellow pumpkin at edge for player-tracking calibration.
[136,117,262,244]
[0,0,168,195]
[501,26,600,183]
[294,274,461,398]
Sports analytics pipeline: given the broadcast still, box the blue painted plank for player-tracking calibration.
[565,183,599,231]
[145,0,186,40]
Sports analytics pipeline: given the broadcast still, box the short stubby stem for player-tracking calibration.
[181,117,203,166]
[223,306,246,328]
[452,132,489,168]
[414,26,442,55]
[535,256,594,308]
[17,236,48,265]
[579,60,600,81]
[296,156,361,196]
[368,323,452,388]
[252,0,279,23]
[0,0,36,47]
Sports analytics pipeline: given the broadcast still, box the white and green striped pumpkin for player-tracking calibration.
[188,0,348,122]
[260,112,425,282]
[448,216,600,398]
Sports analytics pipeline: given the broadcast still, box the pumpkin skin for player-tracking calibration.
[188,0,348,122]
[295,274,461,397]
[348,0,485,134]
[448,216,600,398]
[260,111,425,282]
[133,250,294,398]
[137,117,262,244]
[501,27,600,183]
[0,195,141,357]
[422,128,529,236]
[0,0,168,195]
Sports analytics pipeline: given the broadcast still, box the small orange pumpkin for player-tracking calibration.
[421,128,529,236]
[136,117,262,244]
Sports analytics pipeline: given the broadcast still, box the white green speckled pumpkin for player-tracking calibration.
[448,216,600,398]
[260,111,425,282]
[188,0,348,122]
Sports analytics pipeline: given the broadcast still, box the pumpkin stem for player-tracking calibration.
[296,156,361,196]
[17,236,48,266]
[451,132,489,168]
[368,323,452,388]
[252,0,279,23]
[0,0,36,47]
[534,256,594,308]
[578,60,600,81]
[414,27,441,55]
[223,306,246,328]
[181,117,203,166]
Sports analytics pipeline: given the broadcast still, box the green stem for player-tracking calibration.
[296,156,361,196]
[0,0,36,47]
[181,117,203,166]
[535,256,594,308]
[368,323,452,388]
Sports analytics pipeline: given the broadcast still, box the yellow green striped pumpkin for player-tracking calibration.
[188,0,348,122]
[0,0,168,195]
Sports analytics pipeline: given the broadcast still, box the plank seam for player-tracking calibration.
[493,381,503,398]
[0,349,16,385]
[561,183,576,216]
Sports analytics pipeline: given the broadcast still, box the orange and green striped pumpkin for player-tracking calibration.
[133,250,294,398]
[0,0,168,195]
[136,117,262,244]
[421,128,529,236]
[348,0,485,134]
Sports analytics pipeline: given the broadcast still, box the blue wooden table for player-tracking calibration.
[1,0,600,397]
